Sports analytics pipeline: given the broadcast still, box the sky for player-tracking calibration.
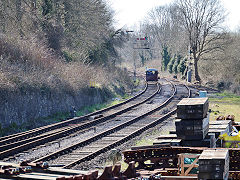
[106,0,240,31]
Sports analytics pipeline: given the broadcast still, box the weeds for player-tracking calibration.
[0,34,133,94]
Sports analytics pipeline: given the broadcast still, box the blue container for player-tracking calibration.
[199,91,207,97]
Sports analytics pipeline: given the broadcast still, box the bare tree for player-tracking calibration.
[141,4,189,65]
[176,0,226,82]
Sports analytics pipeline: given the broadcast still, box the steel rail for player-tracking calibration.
[0,82,160,159]
[32,80,183,167]
[63,84,191,168]
[0,82,150,145]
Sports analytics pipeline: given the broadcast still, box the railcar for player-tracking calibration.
[146,68,159,81]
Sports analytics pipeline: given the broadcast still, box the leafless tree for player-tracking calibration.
[144,4,188,54]
[176,0,226,82]
[138,4,189,69]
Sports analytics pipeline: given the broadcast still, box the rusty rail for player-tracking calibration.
[62,83,190,168]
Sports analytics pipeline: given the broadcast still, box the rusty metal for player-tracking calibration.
[0,161,138,179]
[226,115,235,121]
[216,115,226,120]
[123,161,138,178]
[73,175,84,180]
[53,163,137,180]
[98,166,114,180]
[112,164,127,179]
[123,146,240,173]
[19,161,49,169]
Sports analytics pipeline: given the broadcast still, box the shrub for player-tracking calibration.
[173,55,182,74]
[167,55,176,74]
[177,57,187,75]
[161,45,171,71]
[0,34,132,94]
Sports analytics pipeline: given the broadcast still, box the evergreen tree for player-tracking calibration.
[173,54,182,74]
[167,55,176,74]
[42,0,53,17]
[161,45,171,71]
[177,57,187,75]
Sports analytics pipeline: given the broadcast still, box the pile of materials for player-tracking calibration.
[175,97,215,147]
[154,97,232,147]
[198,149,229,180]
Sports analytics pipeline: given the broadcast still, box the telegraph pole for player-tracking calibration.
[187,45,193,83]
[126,30,136,82]
[133,47,137,82]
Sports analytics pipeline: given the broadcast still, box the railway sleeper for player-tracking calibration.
[34,83,177,165]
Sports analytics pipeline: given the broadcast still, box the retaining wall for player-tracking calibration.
[0,87,113,128]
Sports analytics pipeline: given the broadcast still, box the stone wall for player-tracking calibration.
[0,87,112,127]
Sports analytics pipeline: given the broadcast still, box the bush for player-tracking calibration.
[177,57,187,75]
[0,34,132,94]
[63,50,73,63]
[217,81,225,90]
[161,45,171,71]
[167,55,176,74]
[173,55,182,74]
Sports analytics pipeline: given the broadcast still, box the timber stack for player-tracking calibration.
[209,120,232,147]
[175,97,215,147]
[198,149,229,180]
[154,97,232,147]
[122,97,235,179]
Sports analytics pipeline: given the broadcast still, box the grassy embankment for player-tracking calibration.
[209,92,240,121]
[0,34,136,136]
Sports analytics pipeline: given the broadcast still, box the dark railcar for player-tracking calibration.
[146,68,158,81]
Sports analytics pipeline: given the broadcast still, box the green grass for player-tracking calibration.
[211,92,240,103]
[209,91,240,121]
[76,98,124,116]
[135,138,155,147]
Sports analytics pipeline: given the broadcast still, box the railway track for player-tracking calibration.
[29,80,191,169]
[0,82,149,144]
[0,81,160,160]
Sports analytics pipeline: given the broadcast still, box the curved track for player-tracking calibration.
[30,79,191,168]
[0,82,149,144]
[0,82,160,160]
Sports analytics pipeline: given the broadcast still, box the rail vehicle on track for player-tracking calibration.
[146,68,159,81]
